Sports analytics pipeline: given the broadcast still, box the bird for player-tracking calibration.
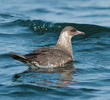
[10,26,84,70]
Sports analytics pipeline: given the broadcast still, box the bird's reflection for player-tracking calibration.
[13,62,74,87]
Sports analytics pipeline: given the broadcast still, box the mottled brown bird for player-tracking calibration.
[10,26,84,69]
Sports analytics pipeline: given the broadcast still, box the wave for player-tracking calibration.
[1,19,110,35]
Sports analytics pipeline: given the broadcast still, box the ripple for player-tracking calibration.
[0,13,14,18]
[33,8,51,13]
[77,47,105,52]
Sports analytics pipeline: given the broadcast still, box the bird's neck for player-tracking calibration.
[54,32,73,59]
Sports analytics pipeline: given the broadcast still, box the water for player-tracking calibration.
[0,0,110,100]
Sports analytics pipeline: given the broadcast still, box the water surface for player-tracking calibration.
[0,0,110,100]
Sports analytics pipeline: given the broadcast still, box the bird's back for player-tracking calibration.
[24,47,73,68]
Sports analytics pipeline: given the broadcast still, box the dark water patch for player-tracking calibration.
[59,6,110,12]
[0,53,14,65]
[82,14,110,18]
[59,6,75,11]
[0,13,14,19]
[95,41,110,47]
[77,47,105,52]
[79,87,99,93]
[0,53,11,58]
[32,8,51,13]
[9,84,55,92]
[102,79,110,85]
[84,7,110,10]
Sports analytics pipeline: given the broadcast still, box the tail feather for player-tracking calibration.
[10,51,27,63]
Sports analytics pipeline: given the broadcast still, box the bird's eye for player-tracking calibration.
[70,29,77,32]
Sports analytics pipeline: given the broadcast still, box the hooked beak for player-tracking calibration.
[76,31,85,35]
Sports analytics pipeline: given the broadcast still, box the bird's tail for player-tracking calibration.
[10,51,27,63]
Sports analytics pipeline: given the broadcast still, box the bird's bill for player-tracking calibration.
[76,31,85,35]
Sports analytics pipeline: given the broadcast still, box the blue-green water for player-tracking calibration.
[0,0,110,100]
